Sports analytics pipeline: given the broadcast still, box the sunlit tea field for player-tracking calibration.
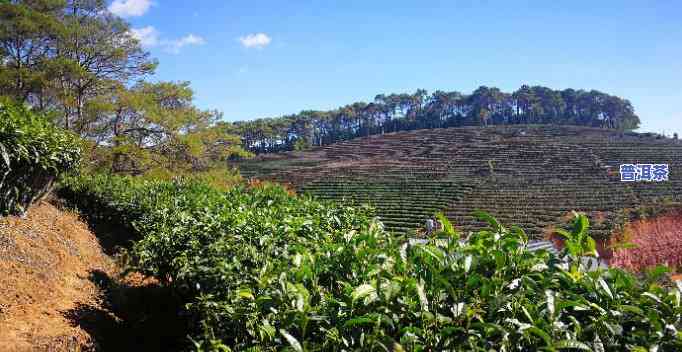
[238,125,682,238]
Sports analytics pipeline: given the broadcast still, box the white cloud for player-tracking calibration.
[162,34,206,54]
[238,33,272,49]
[129,26,206,54]
[129,26,159,47]
[108,0,153,17]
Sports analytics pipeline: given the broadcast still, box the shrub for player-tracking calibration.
[61,175,682,351]
[0,100,81,215]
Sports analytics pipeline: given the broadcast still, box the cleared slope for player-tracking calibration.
[0,202,188,351]
[238,125,682,238]
[0,202,113,351]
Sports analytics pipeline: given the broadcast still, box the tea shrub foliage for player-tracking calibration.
[61,175,682,351]
[0,100,81,215]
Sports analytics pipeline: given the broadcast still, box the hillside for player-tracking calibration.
[238,125,682,238]
[0,202,187,351]
[0,202,112,350]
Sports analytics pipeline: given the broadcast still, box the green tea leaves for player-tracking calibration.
[352,284,377,305]
[61,176,682,351]
[279,329,303,352]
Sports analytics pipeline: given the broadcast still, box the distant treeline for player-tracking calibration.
[222,85,640,154]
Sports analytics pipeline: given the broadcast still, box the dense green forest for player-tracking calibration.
[226,86,641,154]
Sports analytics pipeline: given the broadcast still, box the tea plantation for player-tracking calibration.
[2,107,681,350]
[238,125,682,238]
[59,174,682,351]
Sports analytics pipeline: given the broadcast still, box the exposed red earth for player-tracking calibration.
[609,210,682,272]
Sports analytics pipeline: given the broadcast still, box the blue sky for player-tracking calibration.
[113,0,682,135]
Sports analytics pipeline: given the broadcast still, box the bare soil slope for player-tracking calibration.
[609,209,682,271]
[0,202,187,351]
[0,202,114,351]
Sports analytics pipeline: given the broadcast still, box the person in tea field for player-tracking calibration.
[425,217,445,236]
[425,218,435,235]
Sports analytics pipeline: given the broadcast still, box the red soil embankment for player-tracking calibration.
[608,210,682,272]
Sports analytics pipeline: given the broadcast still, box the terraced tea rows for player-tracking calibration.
[301,180,474,233]
[237,125,682,237]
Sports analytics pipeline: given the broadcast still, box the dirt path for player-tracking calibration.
[0,202,187,351]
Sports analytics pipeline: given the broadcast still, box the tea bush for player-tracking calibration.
[0,100,81,215]
[61,175,682,351]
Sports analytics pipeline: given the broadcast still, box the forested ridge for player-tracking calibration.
[225,86,642,154]
[0,0,664,214]
[0,2,644,161]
